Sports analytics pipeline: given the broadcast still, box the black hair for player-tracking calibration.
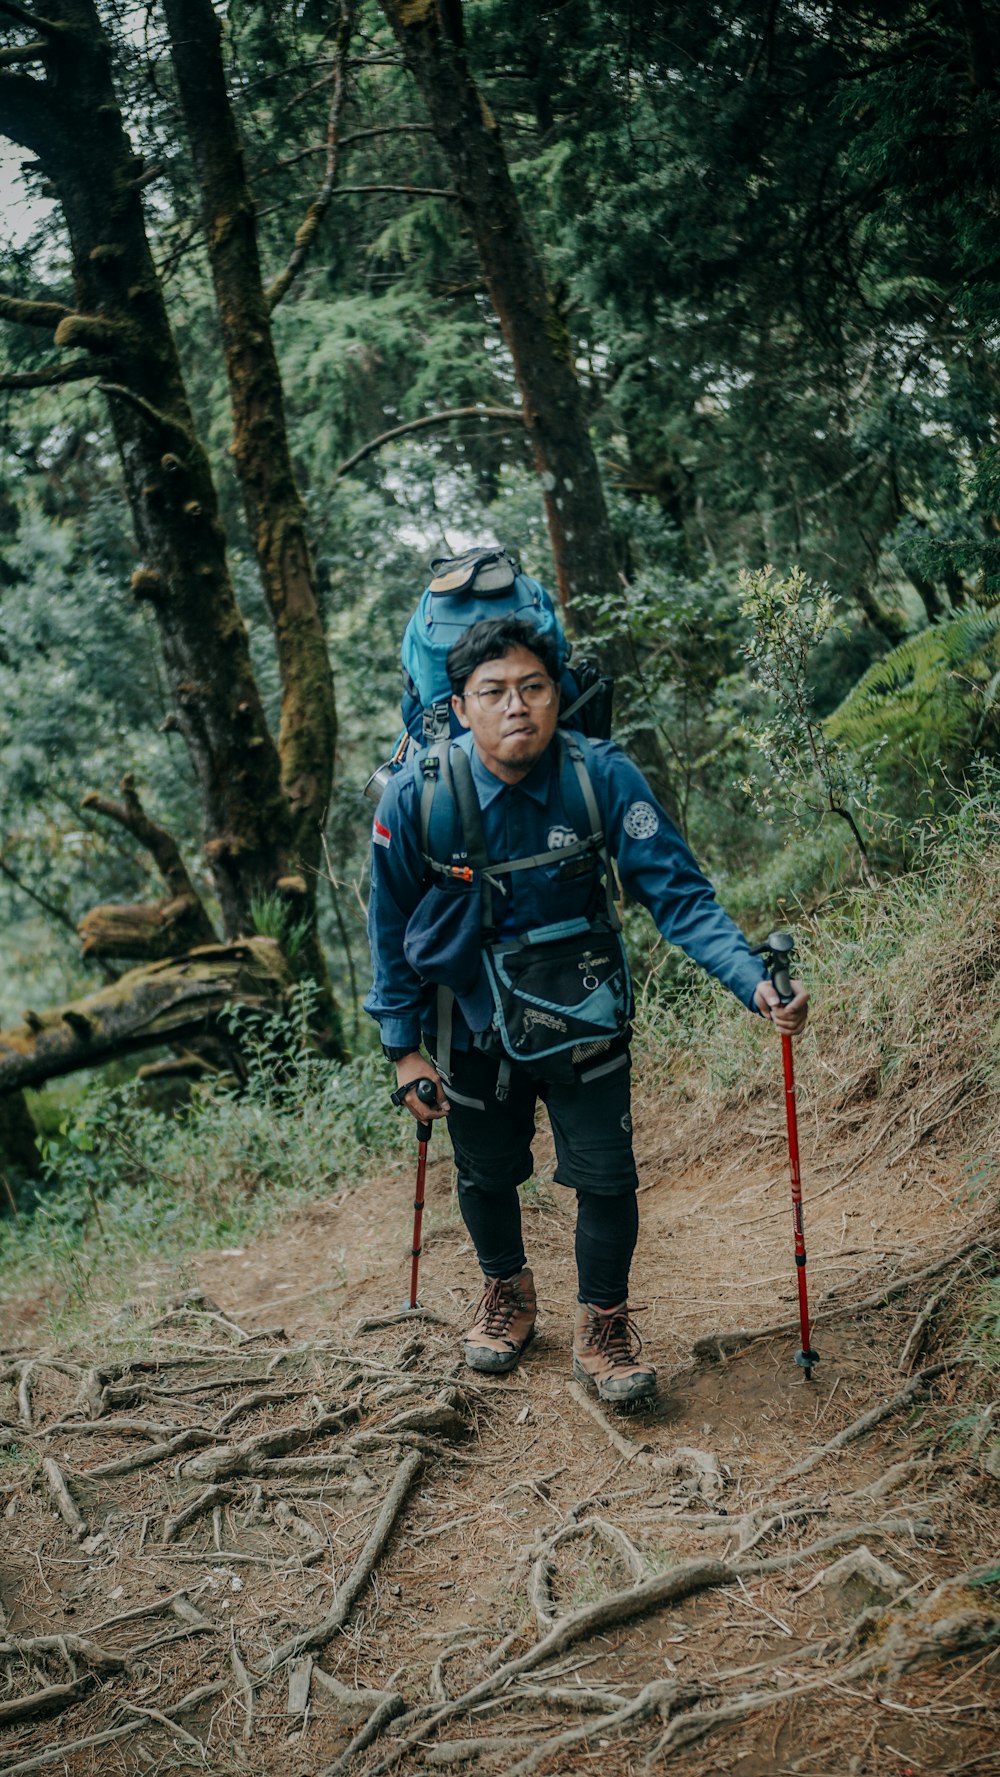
[445,615,560,696]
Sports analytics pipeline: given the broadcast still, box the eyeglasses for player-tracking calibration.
[462,677,555,713]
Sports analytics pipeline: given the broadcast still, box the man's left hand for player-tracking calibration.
[754,978,809,1034]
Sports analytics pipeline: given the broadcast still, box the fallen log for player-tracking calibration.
[0,939,290,1095]
[77,894,214,962]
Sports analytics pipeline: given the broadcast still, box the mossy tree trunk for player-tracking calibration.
[377,0,674,805]
[377,0,618,620]
[0,0,346,1076]
[160,0,336,869]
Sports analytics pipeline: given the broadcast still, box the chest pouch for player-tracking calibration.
[483,916,632,1064]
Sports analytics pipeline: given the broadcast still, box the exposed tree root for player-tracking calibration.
[0,1633,125,1674]
[693,1236,992,1360]
[4,1277,993,1777]
[0,1680,226,1776]
[83,1426,215,1477]
[16,1364,33,1430]
[371,1559,733,1771]
[370,1517,957,1772]
[528,1516,648,1628]
[421,1572,1000,1776]
[40,1458,86,1539]
[898,1259,975,1373]
[162,1482,235,1544]
[263,1448,423,1670]
[646,1588,1000,1766]
[777,1363,948,1481]
[83,1588,214,1639]
[567,1381,722,1494]
[0,1678,95,1727]
[421,1736,544,1767]
[355,1308,451,1332]
[318,1690,408,1776]
[507,1676,695,1777]
[176,1408,360,1481]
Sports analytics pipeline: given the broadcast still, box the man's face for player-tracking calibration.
[452,644,559,780]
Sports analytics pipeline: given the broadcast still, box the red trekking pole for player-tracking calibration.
[406,1078,438,1310]
[755,932,819,1380]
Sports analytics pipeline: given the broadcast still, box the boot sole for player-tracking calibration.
[572,1355,657,1404]
[464,1325,536,1375]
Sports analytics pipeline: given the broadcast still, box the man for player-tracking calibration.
[366,615,808,1402]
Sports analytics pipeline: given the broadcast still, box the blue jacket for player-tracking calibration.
[365,731,766,1052]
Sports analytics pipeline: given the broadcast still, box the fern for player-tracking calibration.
[827,605,1000,756]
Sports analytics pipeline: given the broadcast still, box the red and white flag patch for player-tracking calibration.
[372,816,391,849]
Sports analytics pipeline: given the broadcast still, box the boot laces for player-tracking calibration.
[591,1306,644,1366]
[474,1276,522,1339]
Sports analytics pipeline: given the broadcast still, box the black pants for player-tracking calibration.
[458,1174,638,1307]
[439,1041,640,1308]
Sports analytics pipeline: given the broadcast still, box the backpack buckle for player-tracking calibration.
[422,701,451,741]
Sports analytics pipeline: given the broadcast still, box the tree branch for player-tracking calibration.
[319,181,455,197]
[80,774,212,915]
[0,853,79,942]
[0,288,70,329]
[5,794,213,973]
[266,0,356,313]
[0,939,290,1094]
[0,358,98,389]
[95,381,190,442]
[335,405,523,478]
[254,122,434,180]
[0,37,46,66]
[0,70,62,159]
[0,1,62,32]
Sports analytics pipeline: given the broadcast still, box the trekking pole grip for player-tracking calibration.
[753,929,796,1005]
[414,1076,437,1142]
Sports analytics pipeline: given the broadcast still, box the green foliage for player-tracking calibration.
[961,1274,1000,1385]
[248,890,310,961]
[0,1441,38,1480]
[828,606,1000,768]
[0,988,411,1311]
[736,566,880,880]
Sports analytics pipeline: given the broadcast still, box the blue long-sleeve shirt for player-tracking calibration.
[365,731,766,1052]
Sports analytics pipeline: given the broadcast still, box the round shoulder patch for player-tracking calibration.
[623,800,659,840]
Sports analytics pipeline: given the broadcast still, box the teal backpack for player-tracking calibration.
[366,547,613,803]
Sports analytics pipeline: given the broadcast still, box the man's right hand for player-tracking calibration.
[394,1052,451,1121]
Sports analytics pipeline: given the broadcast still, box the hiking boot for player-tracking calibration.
[463,1268,537,1374]
[573,1301,656,1403]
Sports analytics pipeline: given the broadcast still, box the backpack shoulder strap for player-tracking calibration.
[418,742,446,862]
[419,741,489,870]
[447,743,488,870]
[560,732,602,844]
[559,733,621,933]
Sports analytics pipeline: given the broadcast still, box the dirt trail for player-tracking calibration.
[1,1079,997,1775]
